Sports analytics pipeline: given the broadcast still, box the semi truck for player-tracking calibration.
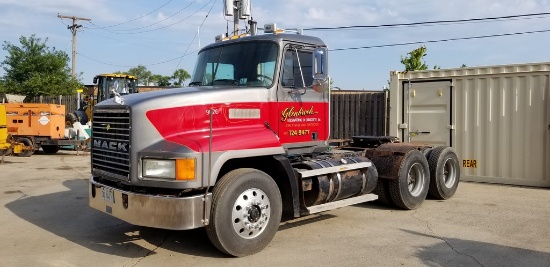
[88,25,460,257]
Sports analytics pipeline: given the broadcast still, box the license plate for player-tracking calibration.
[102,187,115,204]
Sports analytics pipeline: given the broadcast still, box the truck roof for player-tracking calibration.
[200,33,326,52]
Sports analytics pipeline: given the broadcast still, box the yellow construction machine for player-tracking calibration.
[0,104,33,161]
[68,73,138,125]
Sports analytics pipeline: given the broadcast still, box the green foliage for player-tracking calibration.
[433,65,441,69]
[150,74,172,86]
[172,69,190,86]
[460,64,468,68]
[1,35,82,97]
[116,66,191,86]
[125,65,152,85]
[0,79,6,93]
[400,46,429,71]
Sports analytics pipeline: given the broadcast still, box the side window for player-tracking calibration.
[281,50,313,88]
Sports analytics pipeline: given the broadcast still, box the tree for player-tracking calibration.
[149,74,172,86]
[172,69,191,86]
[400,46,429,71]
[1,35,82,97]
[460,64,468,68]
[126,65,152,85]
[0,79,6,93]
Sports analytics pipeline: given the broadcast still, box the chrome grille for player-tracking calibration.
[92,108,131,180]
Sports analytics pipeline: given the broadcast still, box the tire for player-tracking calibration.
[388,150,430,210]
[66,113,78,127]
[421,147,433,157]
[427,146,460,200]
[15,137,34,157]
[373,179,394,207]
[206,168,282,257]
[41,145,60,154]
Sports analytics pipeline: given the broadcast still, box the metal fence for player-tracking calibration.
[26,95,78,115]
[330,90,389,140]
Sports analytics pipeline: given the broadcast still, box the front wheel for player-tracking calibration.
[41,145,60,154]
[206,168,282,257]
[15,137,34,157]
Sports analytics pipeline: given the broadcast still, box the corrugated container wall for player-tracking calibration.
[389,62,550,187]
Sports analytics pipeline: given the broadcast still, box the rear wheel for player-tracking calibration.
[373,179,394,207]
[41,145,60,154]
[427,146,460,200]
[206,168,282,257]
[388,150,430,210]
[15,137,34,157]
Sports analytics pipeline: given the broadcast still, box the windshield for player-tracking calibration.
[190,42,278,87]
[97,77,137,102]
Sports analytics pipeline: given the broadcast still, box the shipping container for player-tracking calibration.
[389,62,550,187]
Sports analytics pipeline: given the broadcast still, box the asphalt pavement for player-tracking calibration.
[0,150,549,267]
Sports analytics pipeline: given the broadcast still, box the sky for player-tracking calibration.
[1,0,550,90]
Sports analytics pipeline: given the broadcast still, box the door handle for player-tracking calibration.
[410,131,431,137]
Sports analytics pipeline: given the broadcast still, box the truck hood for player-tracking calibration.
[95,86,270,111]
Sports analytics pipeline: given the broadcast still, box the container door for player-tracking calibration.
[403,81,452,146]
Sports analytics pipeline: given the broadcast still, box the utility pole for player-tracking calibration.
[57,14,91,109]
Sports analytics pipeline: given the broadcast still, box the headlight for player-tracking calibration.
[142,158,195,181]
[143,159,175,179]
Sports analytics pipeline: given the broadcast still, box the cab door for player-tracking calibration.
[276,46,329,147]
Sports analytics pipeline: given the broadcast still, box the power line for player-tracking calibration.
[89,0,174,29]
[80,29,186,53]
[331,29,550,51]
[175,0,216,70]
[304,12,550,31]
[121,0,215,35]
[85,0,198,34]
[77,50,199,68]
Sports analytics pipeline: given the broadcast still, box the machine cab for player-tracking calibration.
[93,74,138,103]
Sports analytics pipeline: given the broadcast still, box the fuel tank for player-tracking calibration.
[294,157,378,207]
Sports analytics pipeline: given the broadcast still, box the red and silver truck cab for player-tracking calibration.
[90,32,337,232]
[89,31,460,257]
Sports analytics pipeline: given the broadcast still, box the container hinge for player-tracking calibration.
[447,125,455,130]
[398,123,408,129]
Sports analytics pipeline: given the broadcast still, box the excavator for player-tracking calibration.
[67,73,138,125]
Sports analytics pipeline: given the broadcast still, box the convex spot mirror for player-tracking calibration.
[312,47,329,93]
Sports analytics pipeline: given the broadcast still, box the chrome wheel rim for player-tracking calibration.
[407,163,425,197]
[232,188,270,239]
[443,158,457,188]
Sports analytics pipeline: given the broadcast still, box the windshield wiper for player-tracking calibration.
[188,81,202,86]
[212,79,238,85]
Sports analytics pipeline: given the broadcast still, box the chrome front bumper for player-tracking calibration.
[89,177,211,230]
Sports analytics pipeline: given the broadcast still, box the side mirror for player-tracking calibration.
[92,77,98,84]
[312,47,329,93]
